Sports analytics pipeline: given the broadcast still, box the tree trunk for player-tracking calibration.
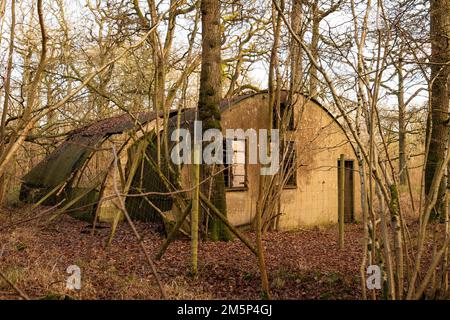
[0,0,15,206]
[389,184,404,299]
[338,154,345,249]
[425,0,450,220]
[191,143,200,275]
[309,0,319,97]
[397,50,407,186]
[290,0,303,96]
[256,176,271,299]
[199,0,231,241]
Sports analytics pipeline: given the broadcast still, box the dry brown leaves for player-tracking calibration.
[0,208,367,300]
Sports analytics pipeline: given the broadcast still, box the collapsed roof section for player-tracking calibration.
[19,112,164,212]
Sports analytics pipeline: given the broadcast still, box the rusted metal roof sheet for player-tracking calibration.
[22,111,160,188]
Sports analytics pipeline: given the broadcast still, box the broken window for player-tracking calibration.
[273,102,295,131]
[281,141,297,188]
[223,139,247,189]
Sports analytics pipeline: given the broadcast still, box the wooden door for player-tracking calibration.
[338,160,354,223]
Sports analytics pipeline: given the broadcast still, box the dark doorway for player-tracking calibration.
[337,160,354,223]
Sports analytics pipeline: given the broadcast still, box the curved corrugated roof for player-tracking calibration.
[22,112,161,188]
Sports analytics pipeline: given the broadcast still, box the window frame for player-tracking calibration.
[273,102,295,131]
[281,140,297,189]
[223,137,248,191]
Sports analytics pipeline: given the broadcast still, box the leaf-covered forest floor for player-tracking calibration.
[0,206,432,300]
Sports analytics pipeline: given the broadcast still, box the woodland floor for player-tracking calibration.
[0,205,428,300]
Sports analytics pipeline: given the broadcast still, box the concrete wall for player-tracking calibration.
[220,93,361,230]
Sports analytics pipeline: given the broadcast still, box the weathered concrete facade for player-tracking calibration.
[219,92,361,229]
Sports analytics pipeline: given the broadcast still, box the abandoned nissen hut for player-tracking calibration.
[20,91,361,231]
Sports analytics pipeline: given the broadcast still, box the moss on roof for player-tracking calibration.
[22,112,159,189]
